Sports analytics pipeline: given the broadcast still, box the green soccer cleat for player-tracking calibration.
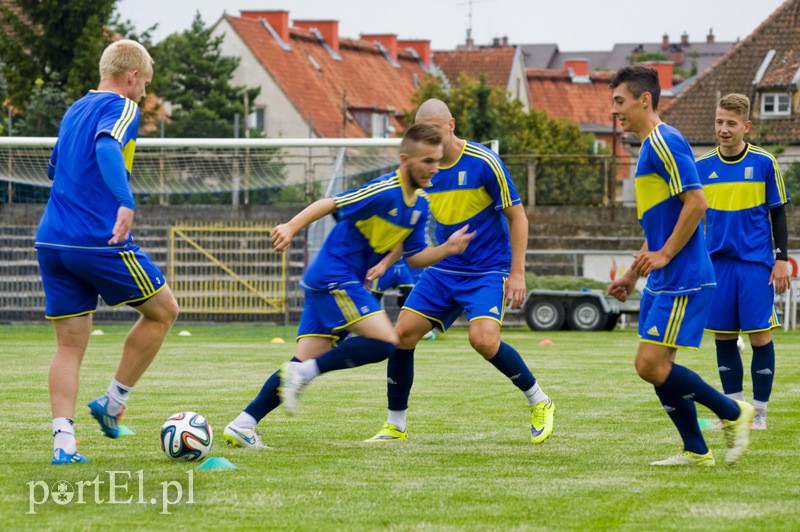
[530,400,555,444]
[364,422,407,442]
[651,450,716,467]
[722,400,755,464]
[278,361,309,416]
[223,422,272,449]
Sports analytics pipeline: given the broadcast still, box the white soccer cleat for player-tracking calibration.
[222,422,272,449]
[279,361,309,416]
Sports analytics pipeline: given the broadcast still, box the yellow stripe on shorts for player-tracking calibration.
[332,289,359,323]
[664,295,688,345]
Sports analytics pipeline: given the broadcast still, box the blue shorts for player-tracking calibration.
[37,245,167,319]
[706,256,781,333]
[371,262,415,293]
[403,269,507,332]
[297,283,384,341]
[638,287,714,350]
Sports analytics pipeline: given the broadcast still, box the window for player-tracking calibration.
[761,93,791,117]
[248,107,266,133]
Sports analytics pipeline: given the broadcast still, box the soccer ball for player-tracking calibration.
[160,412,213,461]
[736,335,745,354]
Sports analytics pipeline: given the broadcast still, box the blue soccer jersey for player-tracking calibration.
[635,123,715,295]
[302,172,430,291]
[696,143,790,268]
[425,141,520,274]
[36,91,140,251]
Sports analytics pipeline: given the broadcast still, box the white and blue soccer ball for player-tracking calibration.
[160,412,213,461]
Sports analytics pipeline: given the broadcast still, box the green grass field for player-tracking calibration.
[2,325,799,531]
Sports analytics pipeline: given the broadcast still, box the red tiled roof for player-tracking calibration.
[527,69,615,127]
[432,47,516,88]
[225,15,428,138]
[663,0,800,144]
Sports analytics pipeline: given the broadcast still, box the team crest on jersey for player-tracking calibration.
[744,167,753,180]
[388,208,398,217]
[410,210,421,225]
[458,171,467,186]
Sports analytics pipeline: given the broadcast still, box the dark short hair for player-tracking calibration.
[610,65,661,111]
[400,122,442,155]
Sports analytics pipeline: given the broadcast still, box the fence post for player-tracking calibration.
[526,157,537,213]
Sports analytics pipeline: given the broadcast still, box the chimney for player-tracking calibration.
[361,33,398,63]
[492,37,501,47]
[661,33,670,51]
[501,35,509,47]
[564,58,589,77]
[399,39,431,68]
[294,20,339,54]
[707,28,715,44]
[680,32,689,47]
[241,10,289,43]
[643,61,673,90]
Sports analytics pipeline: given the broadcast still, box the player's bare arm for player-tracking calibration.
[631,188,707,277]
[271,198,337,252]
[503,203,528,309]
[406,225,475,269]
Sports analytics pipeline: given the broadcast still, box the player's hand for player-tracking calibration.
[108,206,135,245]
[366,262,388,283]
[270,223,295,252]
[444,225,476,256]
[770,259,792,295]
[607,274,636,302]
[630,250,669,277]
[505,271,526,309]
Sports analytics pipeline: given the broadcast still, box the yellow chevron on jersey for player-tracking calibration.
[635,173,671,219]
[354,216,413,254]
[703,181,766,211]
[426,187,493,225]
[122,139,136,173]
[464,144,513,208]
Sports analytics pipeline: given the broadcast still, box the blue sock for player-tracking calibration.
[715,339,743,395]
[661,363,739,421]
[654,384,708,455]
[387,348,414,411]
[244,356,300,422]
[488,342,536,391]
[315,336,396,374]
[751,341,775,403]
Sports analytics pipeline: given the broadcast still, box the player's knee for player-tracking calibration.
[468,332,500,358]
[634,357,664,385]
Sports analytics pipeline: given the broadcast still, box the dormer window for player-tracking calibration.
[761,93,790,117]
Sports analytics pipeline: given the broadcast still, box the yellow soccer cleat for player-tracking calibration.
[364,422,407,442]
[651,450,716,467]
[722,400,755,464]
[530,400,555,444]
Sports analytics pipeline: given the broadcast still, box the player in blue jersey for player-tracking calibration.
[222,123,475,448]
[364,98,555,445]
[371,257,416,309]
[607,66,754,466]
[35,40,179,464]
[696,93,791,430]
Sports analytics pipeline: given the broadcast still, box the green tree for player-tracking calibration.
[150,12,259,138]
[0,0,116,108]
[16,78,69,136]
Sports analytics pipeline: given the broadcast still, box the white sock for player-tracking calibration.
[105,378,132,415]
[726,391,744,402]
[387,409,408,432]
[295,360,321,381]
[233,412,257,430]
[524,383,550,406]
[53,417,76,454]
[753,400,767,411]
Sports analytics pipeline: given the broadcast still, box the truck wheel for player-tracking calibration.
[524,297,565,331]
[566,297,608,331]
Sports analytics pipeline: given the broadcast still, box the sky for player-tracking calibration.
[117,0,787,51]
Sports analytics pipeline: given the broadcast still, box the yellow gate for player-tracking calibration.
[168,225,286,315]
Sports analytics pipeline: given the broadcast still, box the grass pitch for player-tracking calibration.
[2,325,799,530]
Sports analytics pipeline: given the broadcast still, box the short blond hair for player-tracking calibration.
[99,39,153,80]
[718,93,750,120]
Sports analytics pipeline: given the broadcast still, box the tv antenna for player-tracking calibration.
[458,0,491,46]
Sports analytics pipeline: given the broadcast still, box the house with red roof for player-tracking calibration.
[663,0,800,155]
[211,10,431,138]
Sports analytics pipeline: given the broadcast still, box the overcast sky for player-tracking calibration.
[117,0,787,51]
